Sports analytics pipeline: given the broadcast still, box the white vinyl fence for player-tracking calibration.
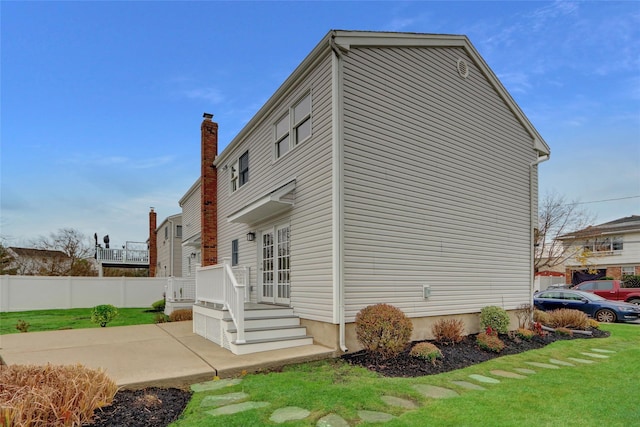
[0,275,168,312]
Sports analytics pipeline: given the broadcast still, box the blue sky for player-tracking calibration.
[2,1,639,248]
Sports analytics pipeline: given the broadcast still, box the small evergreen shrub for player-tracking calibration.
[169,308,193,322]
[588,319,600,329]
[16,319,30,333]
[555,327,573,336]
[151,299,166,312]
[476,332,505,353]
[479,306,510,334]
[547,309,590,330]
[516,327,535,341]
[431,318,465,345]
[533,309,551,326]
[409,342,442,364]
[355,303,413,359]
[622,274,640,288]
[154,313,168,324]
[91,304,118,327]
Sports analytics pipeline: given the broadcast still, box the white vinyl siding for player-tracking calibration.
[180,182,201,277]
[217,54,334,322]
[341,46,538,321]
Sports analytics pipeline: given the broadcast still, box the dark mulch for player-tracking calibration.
[87,387,192,427]
[86,329,609,425]
[341,329,610,377]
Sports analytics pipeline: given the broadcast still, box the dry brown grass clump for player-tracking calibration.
[169,308,193,322]
[0,364,117,427]
[547,308,590,330]
[431,318,465,345]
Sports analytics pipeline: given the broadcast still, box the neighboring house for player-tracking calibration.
[193,30,550,355]
[155,213,183,277]
[558,215,640,285]
[179,179,202,277]
[7,247,71,276]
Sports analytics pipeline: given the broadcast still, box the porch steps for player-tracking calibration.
[194,302,314,355]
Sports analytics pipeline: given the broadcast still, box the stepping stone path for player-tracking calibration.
[490,370,526,379]
[468,374,500,384]
[187,347,616,425]
[270,407,310,423]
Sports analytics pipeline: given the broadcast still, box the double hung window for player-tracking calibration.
[230,151,249,192]
[274,93,311,159]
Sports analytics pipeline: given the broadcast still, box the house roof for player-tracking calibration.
[558,215,640,240]
[9,247,69,258]
[214,29,550,167]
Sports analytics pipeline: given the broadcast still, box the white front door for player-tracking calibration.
[259,224,290,305]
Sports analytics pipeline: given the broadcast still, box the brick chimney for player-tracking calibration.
[149,207,157,276]
[201,113,218,266]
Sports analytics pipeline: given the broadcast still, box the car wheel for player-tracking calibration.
[595,309,616,323]
[628,299,640,306]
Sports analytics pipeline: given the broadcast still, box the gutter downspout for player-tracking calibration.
[530,153,550,300]
[168,218,174,277]
[330,32,348,352]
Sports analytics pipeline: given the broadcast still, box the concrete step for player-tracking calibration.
[229,336,314,355]
[225,315,301,329]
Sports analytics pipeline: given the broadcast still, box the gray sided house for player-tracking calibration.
[193,30,550,355]
[155,213,183,277]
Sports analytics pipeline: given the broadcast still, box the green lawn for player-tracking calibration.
[172,323,640,426]
[0,307,160,334]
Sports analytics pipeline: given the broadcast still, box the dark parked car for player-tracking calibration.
[534,289,640,323]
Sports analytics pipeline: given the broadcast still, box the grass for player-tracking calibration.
[0,307,160,334]
[171,323,640,426]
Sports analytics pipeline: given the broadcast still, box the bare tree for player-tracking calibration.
[535,191,595,272]
[0,241,18,275]
[32,228,96,276]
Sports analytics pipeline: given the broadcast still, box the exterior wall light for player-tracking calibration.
[246,232,256,242]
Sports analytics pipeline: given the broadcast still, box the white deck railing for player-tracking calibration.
[196,259,248,343]
[96,242,149,264]
[166,277,196,301]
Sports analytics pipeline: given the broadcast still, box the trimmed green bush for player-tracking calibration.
[151,299,166,312]
[479,306,510,334]
[355,303,413,360]
[91,305,118,327]
[409,342,442,364]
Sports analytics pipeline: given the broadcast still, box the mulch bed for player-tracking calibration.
[86,329,609,425]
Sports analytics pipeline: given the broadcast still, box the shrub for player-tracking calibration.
[547,309,590,330]
[431,318,465,345]
[409,342,442,364]
[533,309,551,326]
[622,274,640,288]
[169,308,193,322]
[355,303,413,359]
[151,299,166,312]
[91,304,118,327]
[0,364,117,426]
[514,303,533,329]
[588,319,600,329]
[154,313,168,324]
[555,327,573,336]
[16,319,30,333]
[515,327,535,341]
[479,306,510,334]
[476,332,505,353]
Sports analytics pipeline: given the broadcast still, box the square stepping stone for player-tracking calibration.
[358,410,395,423]
[200,392,248,408]
[413,384,459,398]
[524,362,560,369]
[270,406,310,423]
[468,374,500,384]
[548,359,575,367]
[590,348,615,353]
[581,352,610,359]
[206,401,269,416]
[317,413,350,427]
[451,381,486,391]
[514,368,536,375]
[490,370,526,379]
[567,357,594,364]
[381,395,418,409]
[191,378,242,392]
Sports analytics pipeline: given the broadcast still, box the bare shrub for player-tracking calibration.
[514,303,533,329]
[547,309,590,330]
[0,364,117,426]
[169,308,193,322]
[355,303,413,359]
[431,318,465,345]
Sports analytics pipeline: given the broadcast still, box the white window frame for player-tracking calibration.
[274,92,311,160]
[230,150,249,193]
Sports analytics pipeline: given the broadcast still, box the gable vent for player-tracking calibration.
[456,58,469,79]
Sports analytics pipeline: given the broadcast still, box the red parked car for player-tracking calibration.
[572,280,640,305]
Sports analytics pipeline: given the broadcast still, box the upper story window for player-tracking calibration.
[230,151,249,192]
[176,225,182,238]
[584,236,623,253]
[164,226,169,240]
[274,92,311,159]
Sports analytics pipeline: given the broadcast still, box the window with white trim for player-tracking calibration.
[230,151,249,192]
[231,239,239,266]
[274,93,311,159]
[584,236,623,253]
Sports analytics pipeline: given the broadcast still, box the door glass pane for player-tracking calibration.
[276,226,290,299]
[262,233,274,298]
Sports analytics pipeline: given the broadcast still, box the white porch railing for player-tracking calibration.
[166,277,196,301]
[96,241,149,264]
[196,260,248,343]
